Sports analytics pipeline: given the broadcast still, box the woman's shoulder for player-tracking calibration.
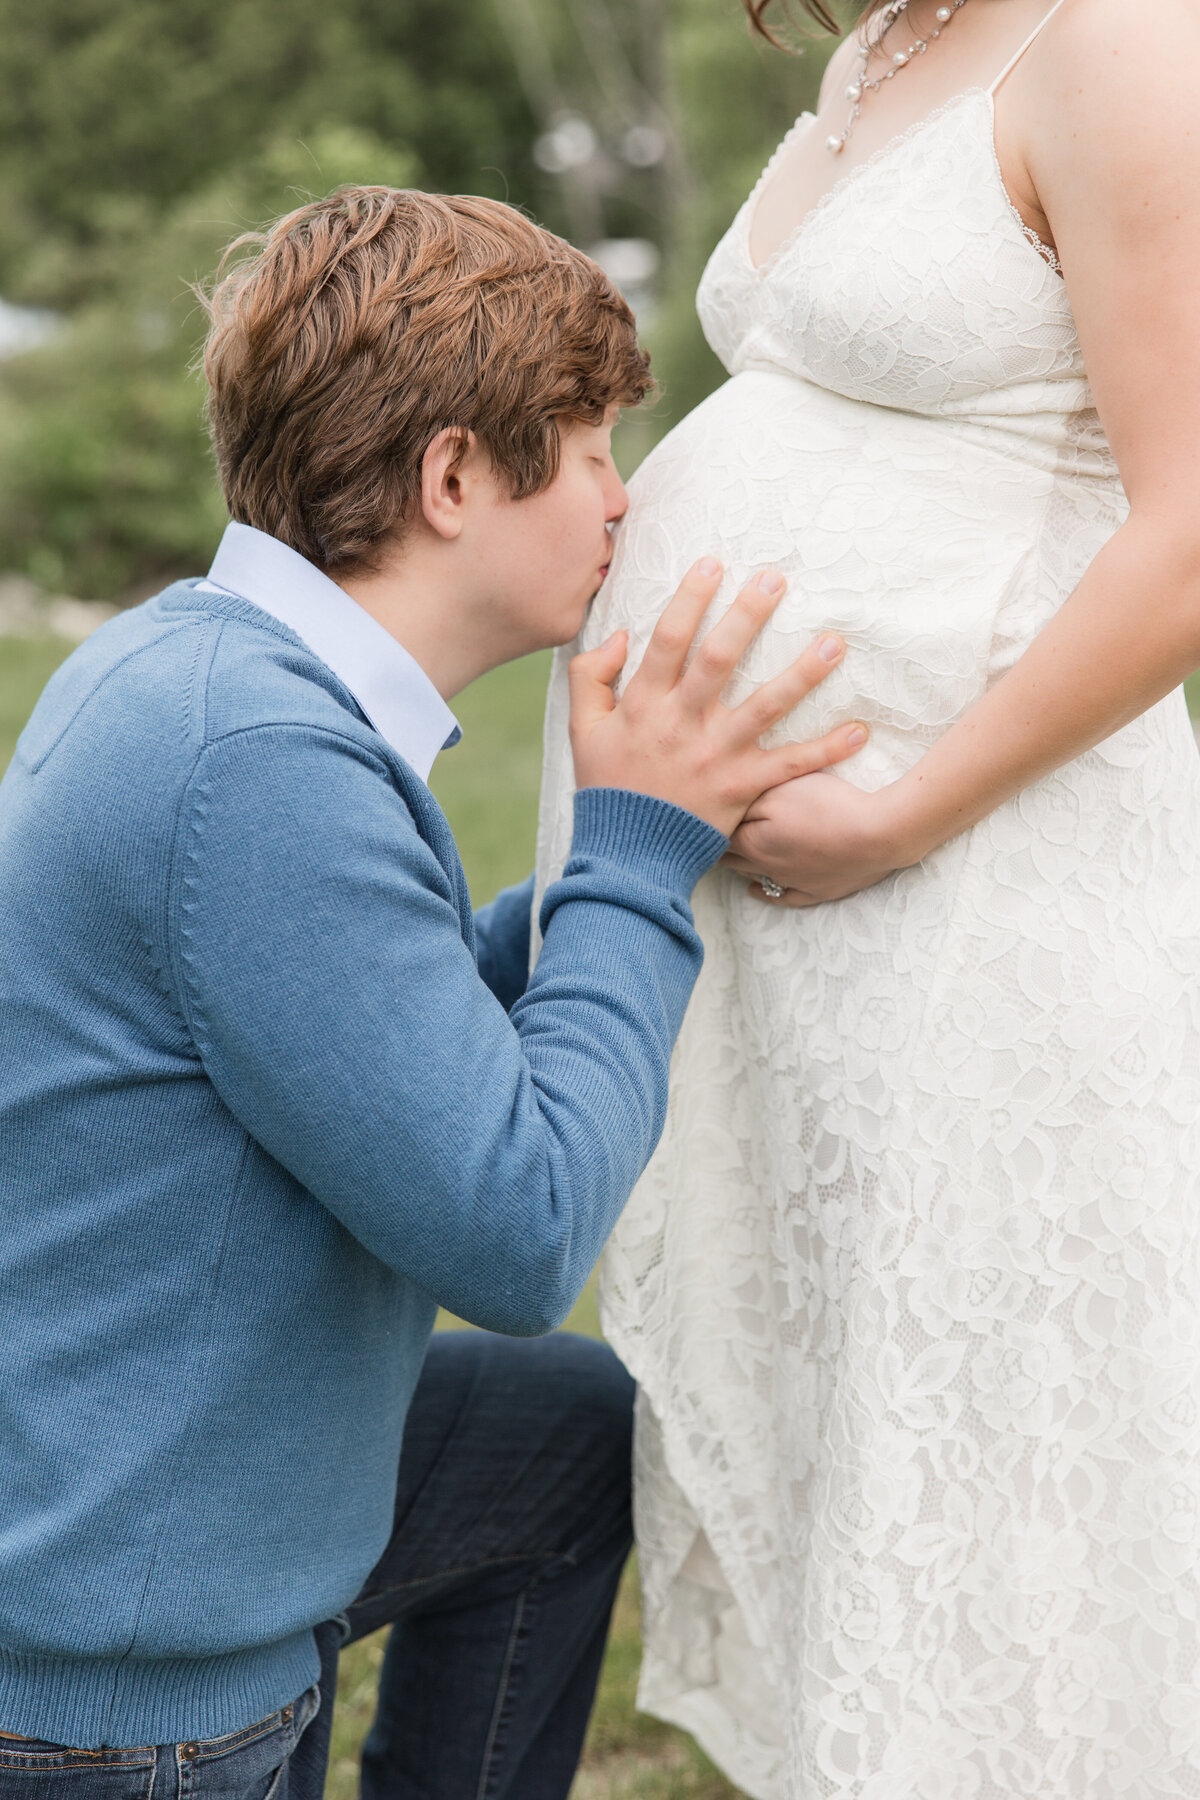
[1023,0,1200,217]
[1037,0,1199,115]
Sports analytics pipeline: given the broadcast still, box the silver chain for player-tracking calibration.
[827,0,972,155]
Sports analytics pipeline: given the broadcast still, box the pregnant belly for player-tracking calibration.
[590,370,1119,787]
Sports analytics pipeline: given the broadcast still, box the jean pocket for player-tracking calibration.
[177,1688,317,1800]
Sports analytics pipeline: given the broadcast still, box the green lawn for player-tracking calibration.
[0,631,739,1800]
[0,638,75,770]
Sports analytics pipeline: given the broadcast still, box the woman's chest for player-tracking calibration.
[697,92,1082,416]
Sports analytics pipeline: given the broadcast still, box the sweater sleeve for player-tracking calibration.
[473,875,535,1012]
[169,725,724,1334]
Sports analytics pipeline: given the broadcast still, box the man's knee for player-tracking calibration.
[485,1329,633,1443]
[533,1331,636,1462]
[412,1326,632,1438]
[415,1329,634,1503]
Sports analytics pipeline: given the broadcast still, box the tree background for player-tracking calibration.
[0,0,835,599]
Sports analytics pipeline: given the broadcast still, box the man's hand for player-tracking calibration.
[724,769,918,906]
[569,557,867,838]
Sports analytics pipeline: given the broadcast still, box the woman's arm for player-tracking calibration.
[728,0,1200,906]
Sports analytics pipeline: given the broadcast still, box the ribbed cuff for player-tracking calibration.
[570,788,727,897]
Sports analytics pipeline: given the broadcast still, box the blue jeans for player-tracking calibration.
[0,1332,635,1800]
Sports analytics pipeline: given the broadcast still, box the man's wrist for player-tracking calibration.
[570,787,727,893]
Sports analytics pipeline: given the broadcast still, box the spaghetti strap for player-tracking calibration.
[988,0,1069,94]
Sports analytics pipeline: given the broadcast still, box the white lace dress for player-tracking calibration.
[533,87,1200,1800]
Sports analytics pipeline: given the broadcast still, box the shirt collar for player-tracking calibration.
[204,522,461,781]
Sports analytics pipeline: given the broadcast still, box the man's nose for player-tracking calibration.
[605,469,629,525]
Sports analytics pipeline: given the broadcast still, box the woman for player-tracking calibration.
[534,1,1200,1794]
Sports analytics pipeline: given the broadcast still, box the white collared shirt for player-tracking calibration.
[199,521,461,782]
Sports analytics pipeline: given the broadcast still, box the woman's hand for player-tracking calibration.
[724,771,917,907]
[569,556,867,838]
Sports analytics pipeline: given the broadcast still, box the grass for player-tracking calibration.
[7,633,1195,1800]
[0,638,73,770]
[0,630,739,1800]
[428,648,554,902]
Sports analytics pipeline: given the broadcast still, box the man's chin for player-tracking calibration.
[548,587,604,647]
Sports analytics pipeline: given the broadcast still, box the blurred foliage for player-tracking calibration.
[638,0,830,438]
[0,0,836,598]
[0,126,421,596]
[0,0,536,309]
[0,0,537,596]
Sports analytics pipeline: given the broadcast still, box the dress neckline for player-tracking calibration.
[744,86,1062,286]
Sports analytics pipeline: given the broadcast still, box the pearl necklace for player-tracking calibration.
[827,0,972,154]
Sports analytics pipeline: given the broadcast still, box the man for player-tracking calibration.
[0,187,857,1799]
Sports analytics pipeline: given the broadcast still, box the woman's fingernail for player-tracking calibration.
[756,569,785,595]
[847,724,869,747]
[697,555,721,577]
[818,635,843,663]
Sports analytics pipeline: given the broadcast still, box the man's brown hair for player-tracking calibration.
[202,187,653,575]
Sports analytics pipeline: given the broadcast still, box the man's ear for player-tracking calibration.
[419,426,477,541]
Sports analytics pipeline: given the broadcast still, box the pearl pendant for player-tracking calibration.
[826,134,845,154]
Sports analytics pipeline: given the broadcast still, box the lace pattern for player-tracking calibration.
[534,89,1200,1800]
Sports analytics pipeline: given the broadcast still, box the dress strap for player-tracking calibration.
[988,0,1069,95]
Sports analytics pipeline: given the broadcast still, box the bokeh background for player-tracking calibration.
[0,0,835,606]
[3,5,1199,1797]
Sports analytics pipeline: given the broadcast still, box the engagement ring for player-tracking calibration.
[759,876,785,899]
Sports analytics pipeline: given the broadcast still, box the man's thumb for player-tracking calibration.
[568,632,627,730]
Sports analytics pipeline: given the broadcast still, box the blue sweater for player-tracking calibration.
[0,581,724,1748]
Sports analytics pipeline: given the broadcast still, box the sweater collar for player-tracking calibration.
[203,522,461,781]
